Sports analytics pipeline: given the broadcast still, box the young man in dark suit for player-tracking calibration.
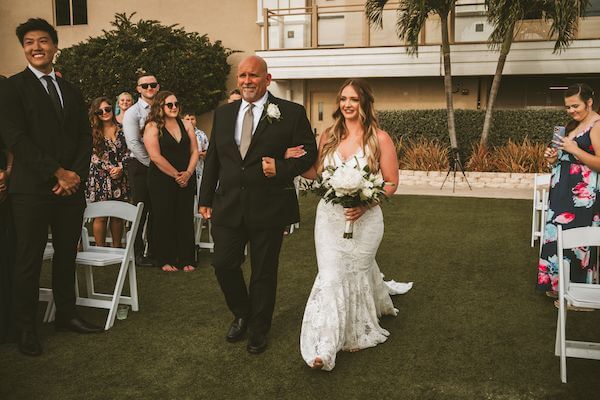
[199,55,317,354]
[0,18,102,357]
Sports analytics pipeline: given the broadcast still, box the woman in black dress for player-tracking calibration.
[144,91,199,272]
[0,139,15,343]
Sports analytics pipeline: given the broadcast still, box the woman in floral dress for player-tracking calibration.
[86,96,131,247]
[538,83,600,295]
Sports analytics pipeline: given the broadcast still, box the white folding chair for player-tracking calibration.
[40,242,55,322]
[531,173,551,249]
[288,177,301,235]
[52,201,144,331]
[194,195,214,253]
[555,226,600,383]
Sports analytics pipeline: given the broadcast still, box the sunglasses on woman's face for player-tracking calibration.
[165,102,180,110]
[138,82,158,89]
[94,106,113,116]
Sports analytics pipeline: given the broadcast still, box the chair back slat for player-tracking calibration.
[83,201,142,222]
[558,226,600,249]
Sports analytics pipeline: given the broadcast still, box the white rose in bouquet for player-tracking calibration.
[328,164,364,196]
[373,173,384,187]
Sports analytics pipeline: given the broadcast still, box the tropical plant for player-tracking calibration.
[491,137,549,173]
[366,0,458,149]
[55,13,235,114]
[397,137,450,171]
[480,0,590,146]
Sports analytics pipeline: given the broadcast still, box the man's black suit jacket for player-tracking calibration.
[0,68,91,195]
[199,93,317,230]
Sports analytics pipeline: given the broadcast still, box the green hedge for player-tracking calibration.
[377,109,569,154]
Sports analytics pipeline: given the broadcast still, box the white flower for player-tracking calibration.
[361,187,374,198]
[266,103,281,120]
[373,173,384,187]
[328,164,365,196]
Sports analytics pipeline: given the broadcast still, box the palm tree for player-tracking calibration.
[480,0,590,147]
[366,0,458,149]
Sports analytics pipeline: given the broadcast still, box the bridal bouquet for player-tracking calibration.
[302,160,387,238]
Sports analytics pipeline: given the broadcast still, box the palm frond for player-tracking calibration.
[543,0,590,53]
[365,0,389,29]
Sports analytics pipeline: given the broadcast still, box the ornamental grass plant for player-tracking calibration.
[397,137,550,173]
[397,137,449,171]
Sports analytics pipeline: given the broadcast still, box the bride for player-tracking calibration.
[287,78,411,371]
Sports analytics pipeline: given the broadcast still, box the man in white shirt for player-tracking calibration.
[122,73,160,267]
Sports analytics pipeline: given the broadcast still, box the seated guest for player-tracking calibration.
[183,112,209,195]
[86,97,131,247]
[115,92,133,125]
[144,91,199,272]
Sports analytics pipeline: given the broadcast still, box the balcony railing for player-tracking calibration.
[262,1,600,51]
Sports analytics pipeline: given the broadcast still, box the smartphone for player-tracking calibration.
[552,126,566,148]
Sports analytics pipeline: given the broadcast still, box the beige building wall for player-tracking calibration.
[0,0,260,132]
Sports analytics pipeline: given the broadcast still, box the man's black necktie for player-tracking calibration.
[42,75,63,118]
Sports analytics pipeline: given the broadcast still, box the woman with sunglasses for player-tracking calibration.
[144,91,199,272]
[86,96,131,247]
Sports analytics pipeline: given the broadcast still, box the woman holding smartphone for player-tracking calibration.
[537,83,600,297]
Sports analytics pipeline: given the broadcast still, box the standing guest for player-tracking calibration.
[123,72,160,267]
[538,83,600,296]
[0,18,102,357]
[86,97,131,248]
[183,112,209,194]
[0,137,15,344]
[228,88,242,103]
[115,92,133,125]
[145,92,198,272]
[199,55,317,354]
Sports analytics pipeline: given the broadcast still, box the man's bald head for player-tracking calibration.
[237,55,271,103]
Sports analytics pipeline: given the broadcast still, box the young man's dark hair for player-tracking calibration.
[136,72,158,84]
[15,18,58,45]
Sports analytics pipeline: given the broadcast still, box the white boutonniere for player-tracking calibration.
[264,103,282,123]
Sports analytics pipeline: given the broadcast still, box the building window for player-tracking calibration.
[583,0,600,16]
[55,0,88,26]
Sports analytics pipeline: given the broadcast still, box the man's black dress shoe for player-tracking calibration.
[135,255,155,268]
[55,317,103,334]
[226,317,247,343]
[18,330,42,357]
[247,333,267,354]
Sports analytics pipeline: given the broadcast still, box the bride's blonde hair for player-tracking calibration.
[318,79,381,173]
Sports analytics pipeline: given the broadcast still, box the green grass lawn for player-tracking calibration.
[1,195,599,400]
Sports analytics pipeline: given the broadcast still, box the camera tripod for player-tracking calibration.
[440,147,471,193]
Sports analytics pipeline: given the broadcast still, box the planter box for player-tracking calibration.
[398,170,538,189]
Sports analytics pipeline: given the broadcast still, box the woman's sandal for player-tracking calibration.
[161,265,178,272]
[183,265,196,272]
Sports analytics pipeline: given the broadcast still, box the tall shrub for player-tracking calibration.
[55,13,235,114]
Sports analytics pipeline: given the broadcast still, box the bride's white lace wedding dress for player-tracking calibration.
[300,148,412,371]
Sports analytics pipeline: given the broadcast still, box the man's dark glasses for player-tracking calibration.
[94,106,113,116]
[139,82,158,89]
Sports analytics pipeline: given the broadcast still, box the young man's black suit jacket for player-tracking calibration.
[0,68,91,331]
[199,92,317,334]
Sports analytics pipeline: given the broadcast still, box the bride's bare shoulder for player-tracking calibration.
[376,129,394,147]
